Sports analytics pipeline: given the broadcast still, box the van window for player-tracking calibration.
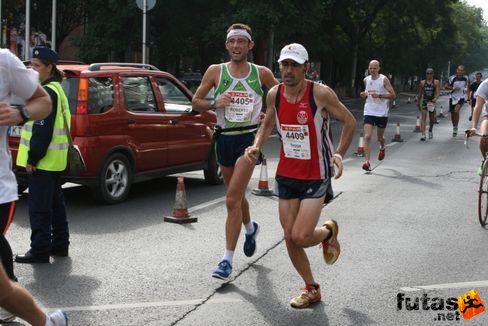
[88,77,114,114]
[123,76,156,112]
[156,78,192,113]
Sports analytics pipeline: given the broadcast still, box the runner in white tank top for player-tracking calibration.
[359,60,396,172]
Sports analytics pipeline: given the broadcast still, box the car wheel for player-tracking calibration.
[204,145,223,185]
[93,153,132,204]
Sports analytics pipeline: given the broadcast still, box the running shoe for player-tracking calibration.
[0,307,15,323]
[321,219,340,265]
[420,134,426,141]
[212,260,232,281]
[362,161,371,172]
[243,221,259,257]
[48,310,68,326]
[378,148,385,161]
[453,127,458,137]
[429,131,433,139]
[290,284,321,309]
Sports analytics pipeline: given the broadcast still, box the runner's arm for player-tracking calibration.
[258,66,279,90]
[192,65,219,113]
[382,77,396,100]
[245,86,278,161]
[471,96,486,131]
[433,80,441,103]
[318,85,356,159]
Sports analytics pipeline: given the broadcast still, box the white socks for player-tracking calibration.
[244,220,255,235]
[222,250,234,264]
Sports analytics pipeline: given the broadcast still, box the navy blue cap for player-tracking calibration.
[32,46,59,63]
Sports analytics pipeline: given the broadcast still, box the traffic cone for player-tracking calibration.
[354,133,365,157]
[392,122,404,142]
[252,159,274,196]
[438,105,445,118]
[413,116,421,132]
[164,177,197,224]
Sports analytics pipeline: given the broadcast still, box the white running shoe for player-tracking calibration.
[0,307,15,323]
[48,310,68,326]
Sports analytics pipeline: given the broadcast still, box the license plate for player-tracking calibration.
[8,126,22,137]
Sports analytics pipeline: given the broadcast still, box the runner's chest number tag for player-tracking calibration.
[282,124,311,160]
[225,91,254,122]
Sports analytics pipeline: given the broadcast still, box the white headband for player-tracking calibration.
[226,29,252,41]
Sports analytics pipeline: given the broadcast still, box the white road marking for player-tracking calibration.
[45,297,242,312]
[189,196,226,213]
[400,280,488,292]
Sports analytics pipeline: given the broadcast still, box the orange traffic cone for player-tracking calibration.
[413,116,421,132]
[438,105,445,118]
[392,122,404,142]
[252,159,274,196]
[164,177,197,224]
[354,133,365,157]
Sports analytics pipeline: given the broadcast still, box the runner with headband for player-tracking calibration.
[193,23,278,281]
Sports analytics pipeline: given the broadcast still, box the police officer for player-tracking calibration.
[15,46,70,264]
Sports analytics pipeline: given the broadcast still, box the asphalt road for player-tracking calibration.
[5,93,488,325]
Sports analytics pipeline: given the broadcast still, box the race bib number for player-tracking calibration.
[282,124,311,160]
[225,91,254,122]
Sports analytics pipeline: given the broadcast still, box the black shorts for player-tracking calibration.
[364,115,388,128]
[275,175,333,201]
[449,98,465,111]
[215,132,255,167]
[0,202,15,236]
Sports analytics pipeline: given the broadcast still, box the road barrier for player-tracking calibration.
[164,177,198,224]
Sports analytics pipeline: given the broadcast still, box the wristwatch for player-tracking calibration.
[19,106,31,123]
[210,99,216,109]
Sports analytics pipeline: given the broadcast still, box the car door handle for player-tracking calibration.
[128,118,136,124]
[168,120,178,125]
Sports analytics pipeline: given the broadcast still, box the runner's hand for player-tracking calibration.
[466,128,477,137]
[245,145,260,162]
[331,154,343,179]
[0,102,22,126]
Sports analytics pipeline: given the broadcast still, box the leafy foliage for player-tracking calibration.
[9,0,488,91]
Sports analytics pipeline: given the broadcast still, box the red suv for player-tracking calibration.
[9,63,222,204]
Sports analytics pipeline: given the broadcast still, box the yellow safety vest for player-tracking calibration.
[17,81,70,171]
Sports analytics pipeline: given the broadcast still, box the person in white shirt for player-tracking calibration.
[445,64,470,137]
[359,60,396,171]
[0,48,67,326]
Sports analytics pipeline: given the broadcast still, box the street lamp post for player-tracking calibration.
[51,0,56,50]
[142,0,146,64]
[24,0,30,60]
[136,0,156,64]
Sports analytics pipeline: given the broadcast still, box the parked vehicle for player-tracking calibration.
[9,62,222,204]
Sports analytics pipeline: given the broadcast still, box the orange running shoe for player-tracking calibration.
[321,219,340,265]
[290,284,321,308]
[378,147,385,160]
